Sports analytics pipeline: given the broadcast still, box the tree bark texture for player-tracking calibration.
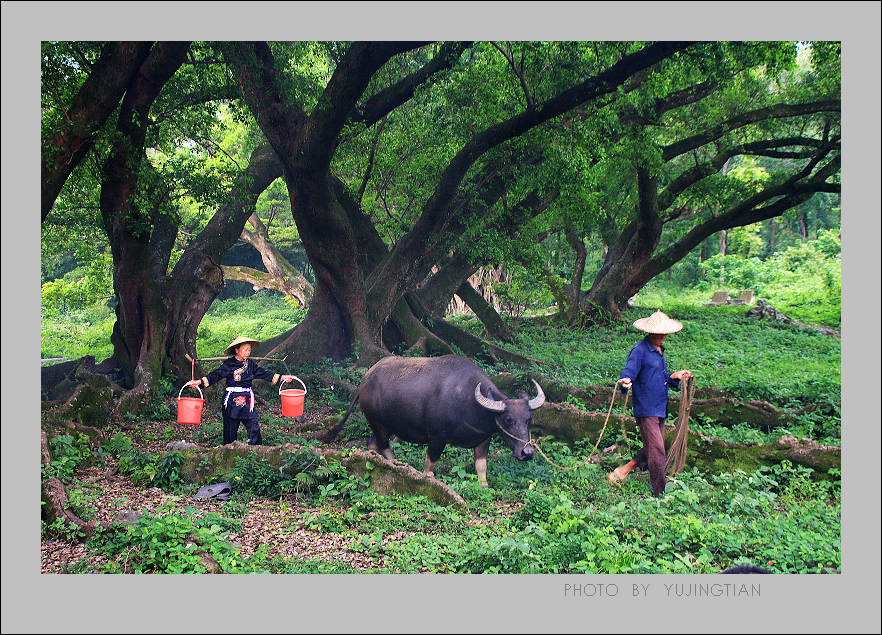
[42,42,154,221]
[97,44,285,395]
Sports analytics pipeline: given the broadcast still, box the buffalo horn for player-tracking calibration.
[474,383,506,412]
[528,380,546,410]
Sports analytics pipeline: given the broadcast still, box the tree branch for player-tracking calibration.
[348,41,471,131]
[42,41,155,221]
[661,99,840,161]
[301,41,427,171]
[642,154,839,282]
[369,42,694,313]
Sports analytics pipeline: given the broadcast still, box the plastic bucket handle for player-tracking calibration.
[279,375,307,395]
[179,384,204,400]
[177,383,205,425]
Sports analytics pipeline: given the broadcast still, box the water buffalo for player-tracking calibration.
[325,355,545,487]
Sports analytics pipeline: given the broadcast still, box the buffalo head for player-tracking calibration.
[474,380,545,460]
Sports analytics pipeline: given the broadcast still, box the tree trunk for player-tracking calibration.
[221,213,313,306]
[454,280,514,342]
[104,135,284,397]
[798,206,808,240]
[415,253,479,317]
[563,226,588,325]
[99,42,190,397]
[584,168,663,317]
[718,229,728,256]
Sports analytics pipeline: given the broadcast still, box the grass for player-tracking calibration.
[196,291,306,359]
[466,304,841,408]
[41,291,304,363]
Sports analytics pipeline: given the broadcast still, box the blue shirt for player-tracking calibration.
[619,337,680,418]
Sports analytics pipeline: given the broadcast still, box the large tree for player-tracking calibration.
[43,42,286,402]
[225,41,692,364]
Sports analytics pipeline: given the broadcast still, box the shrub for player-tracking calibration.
[42,434,93,482]
[86,507,267,574]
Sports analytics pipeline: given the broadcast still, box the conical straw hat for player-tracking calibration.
[224,336,261,356]
[632,310,683,334]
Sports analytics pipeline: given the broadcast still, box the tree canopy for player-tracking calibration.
[41,40,841,400]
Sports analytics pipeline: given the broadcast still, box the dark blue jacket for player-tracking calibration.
[619,337,680,418]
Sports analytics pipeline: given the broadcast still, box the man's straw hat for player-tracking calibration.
[224,336,261,356]
[632,310,683,334]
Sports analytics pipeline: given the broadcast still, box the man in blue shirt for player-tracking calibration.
[607,310,693,497]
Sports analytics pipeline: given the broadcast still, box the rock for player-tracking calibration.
[166,440,198,452]
[56,382,118,428]
[148,487,163,495]
[168,443,468,509]
[113,510,143,524]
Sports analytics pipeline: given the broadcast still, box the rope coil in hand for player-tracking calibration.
[665,375,695,476]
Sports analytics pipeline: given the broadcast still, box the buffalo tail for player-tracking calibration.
[320,392,359,443]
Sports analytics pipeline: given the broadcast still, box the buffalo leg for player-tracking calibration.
[424,441,445,478]
[474,438,491,488]
[367,424,395,461]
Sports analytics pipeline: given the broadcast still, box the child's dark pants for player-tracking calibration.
[222,409,262,445]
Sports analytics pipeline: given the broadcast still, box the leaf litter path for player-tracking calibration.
[41,458,383,574]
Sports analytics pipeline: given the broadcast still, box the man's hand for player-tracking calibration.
[620,377,632,389]
[670,370,693,381]
[185,379,202,388]
[281,374,296,383]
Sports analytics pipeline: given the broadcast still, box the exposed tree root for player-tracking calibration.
[526,401,839,477]
[41,428,107,539]
[170,442,468,509]
[429,318,548,366]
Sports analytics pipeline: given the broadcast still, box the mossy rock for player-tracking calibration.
[336,451,467,508]
[527,402,839,480]
[176,442,290,483]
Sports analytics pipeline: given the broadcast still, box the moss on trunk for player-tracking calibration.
[172,443,468,508]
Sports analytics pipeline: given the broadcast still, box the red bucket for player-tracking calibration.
[279,376,307,417]
[177,384,205,425]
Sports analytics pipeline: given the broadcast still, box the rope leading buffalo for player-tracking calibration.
[324,355,546,487]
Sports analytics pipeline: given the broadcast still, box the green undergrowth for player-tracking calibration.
[54,423,839,574]
[73,502,273,574]
[312,450,839,574]
[452,306,840,410]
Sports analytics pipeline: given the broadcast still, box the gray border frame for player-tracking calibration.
[5,2,879,632]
